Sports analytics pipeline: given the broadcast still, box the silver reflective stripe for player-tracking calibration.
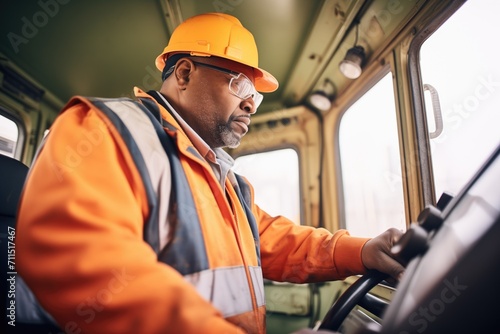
[184,266,265,318]
[249,266,265,307]
[104,100,172,249]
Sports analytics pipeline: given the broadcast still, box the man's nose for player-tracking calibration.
[240,98,256,114]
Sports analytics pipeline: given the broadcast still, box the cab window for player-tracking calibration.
[0,112,22,158]
[338,72,405,237]
[419,0,500,198]
[233,148,301,224]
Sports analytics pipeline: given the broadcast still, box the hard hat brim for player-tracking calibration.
[254,68,279,93]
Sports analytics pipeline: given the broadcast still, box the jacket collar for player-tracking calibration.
[133,87,235,188]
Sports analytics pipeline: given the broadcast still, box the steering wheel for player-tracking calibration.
[318,223,430,332]
[318,270,388,332]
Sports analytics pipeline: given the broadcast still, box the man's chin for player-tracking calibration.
[226,141,241,149]
[221,132,242,149]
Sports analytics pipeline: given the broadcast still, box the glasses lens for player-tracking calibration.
[253,92,263,107]
[229,74,263,108]
[192,61,263,108]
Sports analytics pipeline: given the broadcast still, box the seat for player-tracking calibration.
[1,154,27,330]
[0,154,28,228]
[0,154,61,333]
[1,154,28,314]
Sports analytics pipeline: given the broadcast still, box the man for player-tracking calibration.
[16,12,404,334]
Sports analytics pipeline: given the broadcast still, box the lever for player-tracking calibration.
[391,223,429,265]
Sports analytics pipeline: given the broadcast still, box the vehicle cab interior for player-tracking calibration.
[1,0,499,333]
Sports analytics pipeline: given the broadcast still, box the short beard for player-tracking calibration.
[217,122,241,149]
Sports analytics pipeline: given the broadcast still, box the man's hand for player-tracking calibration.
[361,228,405,281]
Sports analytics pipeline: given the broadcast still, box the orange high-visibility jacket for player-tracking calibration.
[16,87,369,334]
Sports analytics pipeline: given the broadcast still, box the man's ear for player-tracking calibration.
[174,58,194,90]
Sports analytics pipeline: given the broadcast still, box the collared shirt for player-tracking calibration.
[154,92,237,190]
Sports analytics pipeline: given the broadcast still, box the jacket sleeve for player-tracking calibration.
[248,185,369,283]
[16,103,244,334]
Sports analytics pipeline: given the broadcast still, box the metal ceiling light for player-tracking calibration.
[339,23,365,79]
[309,78,335,111]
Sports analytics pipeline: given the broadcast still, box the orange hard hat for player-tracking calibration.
[155,12,278,93]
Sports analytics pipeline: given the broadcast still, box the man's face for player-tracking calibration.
[173,58,258,149]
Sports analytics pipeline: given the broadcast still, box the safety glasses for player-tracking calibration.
[192,61,263,109]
